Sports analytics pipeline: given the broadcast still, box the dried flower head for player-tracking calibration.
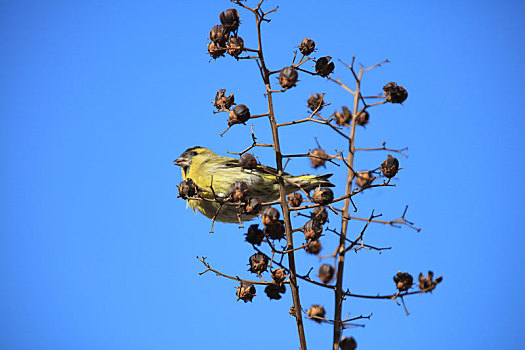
[304,219,323,241]
[244,197,262,215]
[340,336,357,350]
[310,147,329,169]
[227,35,244,57]
[213,89,235,110]
[209,24,229,45]
[264,283,286,300]
[312,187,334,205]
[334,106,352,127]
[287,192,303,207]
[355,171,375,189]
[278,66,299,89]
[394,271,414,292]
[299,38,316,56]
[315,56,334,77]
[228,104,251,125]
[380,155,399,178]
[248,253,269,274]
[229,181,249,202]
[355,109,369,126]
[261,207,280,226]
[239,153,257,169]
[305,239,322,254]
[245,224,264,245]
[219,8,240,32]
[307,93,324,112]
[264,220,285,240]
[236,282,256,302]
[207,41,227,59]
[418,271,443,290]
[312,206,328,224]
[383,82,408,103]
[318,264,335,284]
[177,178,199,199]
[307,305,326,323]
[271,268,288,285]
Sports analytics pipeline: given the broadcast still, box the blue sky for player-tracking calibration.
[1,0,524,349]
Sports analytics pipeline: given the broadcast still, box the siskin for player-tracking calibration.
[174,146,334,223]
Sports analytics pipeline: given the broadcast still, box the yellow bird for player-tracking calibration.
[174,146,334,223]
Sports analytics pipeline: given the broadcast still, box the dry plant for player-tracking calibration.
[178,1,442,348]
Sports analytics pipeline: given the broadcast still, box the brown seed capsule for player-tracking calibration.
[355,109,369,126]
[312,187,334,205]
[177,178,199,199]
[312,206,328,225]
[245,224,264,245]
[315,56,334,77]
[209,24,229,45]
[248,253,269,274]
[271,268,288,285]
[299,38,316,56]
[229,181,249,202]
[380,155,399,178]
[334,106,352,127]
[340,336,357,350]
[244,197,262,215]
[289,305,296,316]
[418,271,443,290]
[228,104,250,125]
[264,220,285,240]
[227,35,244,57]
[207,41,227,59]
[307,305,326,323]
[394,271,413,292]
[239,153,257,169]
[304,219,323,241]
[287,192,303,207]
[318,264,335,284]
[305,239,322,254]
[236,282,256,302]
[278,66,299,89]
[355,171,375,189]
[307,93,324,112]
[310,147,328,169]
[213,89,235,110]
[264,283,286,300]
[219,8,240,32]
[383,82,408,103]
[261,207,280,226]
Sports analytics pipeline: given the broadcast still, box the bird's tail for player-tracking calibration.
[286,173,334,193]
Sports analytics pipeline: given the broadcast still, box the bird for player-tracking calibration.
[174,146,334,223]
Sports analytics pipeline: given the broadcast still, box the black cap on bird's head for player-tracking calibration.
[173,146,205,170]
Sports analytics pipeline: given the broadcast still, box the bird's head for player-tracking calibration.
[174,146,213,176]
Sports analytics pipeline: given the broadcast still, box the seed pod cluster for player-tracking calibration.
[318,264,335,284]
[228,104,251,126]
[229,181,249,202]
[261,207,285,240]
[271,268,288,285]
[418,271,443,290]
[312,187,334,205]
[177,178,199,199]
[278,66,299,89]
[208,9,244,60]
[236,282,256,302]
[307,93,324,112]
[310,147,328,169]
[304,219,323,241]
[287,192,303,207]
[334,106,352,127]
[383,82,408,103]
[307,305,326,323]
[355,171,375,189]
[240,153,257,169]
[213,89,235,111]
[340,336,357,350]
[312,206,328,224]
[264,283,286,300]
[394,271,414,292]
[245,224,264,245]
[355,109,370,126]
[299,38,316,56]
[380,155,399,178]
[315,56,335,77]
[248,253,269,274]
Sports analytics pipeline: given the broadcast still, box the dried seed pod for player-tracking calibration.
[239,153,257,169]
[355,171,375,189]
[278,66,299,89]
[219,8,240,32]
[229,181,249,202]
[334,106,352,127]
[394,271,413,292]
[228,104,251,125]
[304,219,323,241]
[310,147,329,169]
[248,253,269,274]
[307,93,324,112]
[245,224,264,245]
[261,207,280,225]
[383,82,408,103]
[177,178,198,199]
[236,282,256,302]
[289,305,296,316]
[299,38,316,56]
[380,155,399,178]
[264,283,286,300]
[213,89,235,110]
[207,41,227,59]
[271,268,288,285]
[209,24,229,45]
[305,239,322,254]
[418,271,443,290]
[340,336,357,350]
[355,109,369,126]
[227,35,244,57]
[312,187,334,205]
[244,197,262,215]
[315,56,334,77]
[307,305,326,323]
[312,206,328,224]
[318,264,335,284]
[287,192,303,207]
[264,220,285,240]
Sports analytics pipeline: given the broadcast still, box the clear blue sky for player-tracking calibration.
[1,0,524,349]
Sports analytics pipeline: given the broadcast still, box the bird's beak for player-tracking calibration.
[173,157,190,167]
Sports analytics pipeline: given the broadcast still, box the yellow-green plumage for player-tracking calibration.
[175,147,333,223]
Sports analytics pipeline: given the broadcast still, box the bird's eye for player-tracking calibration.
[191,151,198,156]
